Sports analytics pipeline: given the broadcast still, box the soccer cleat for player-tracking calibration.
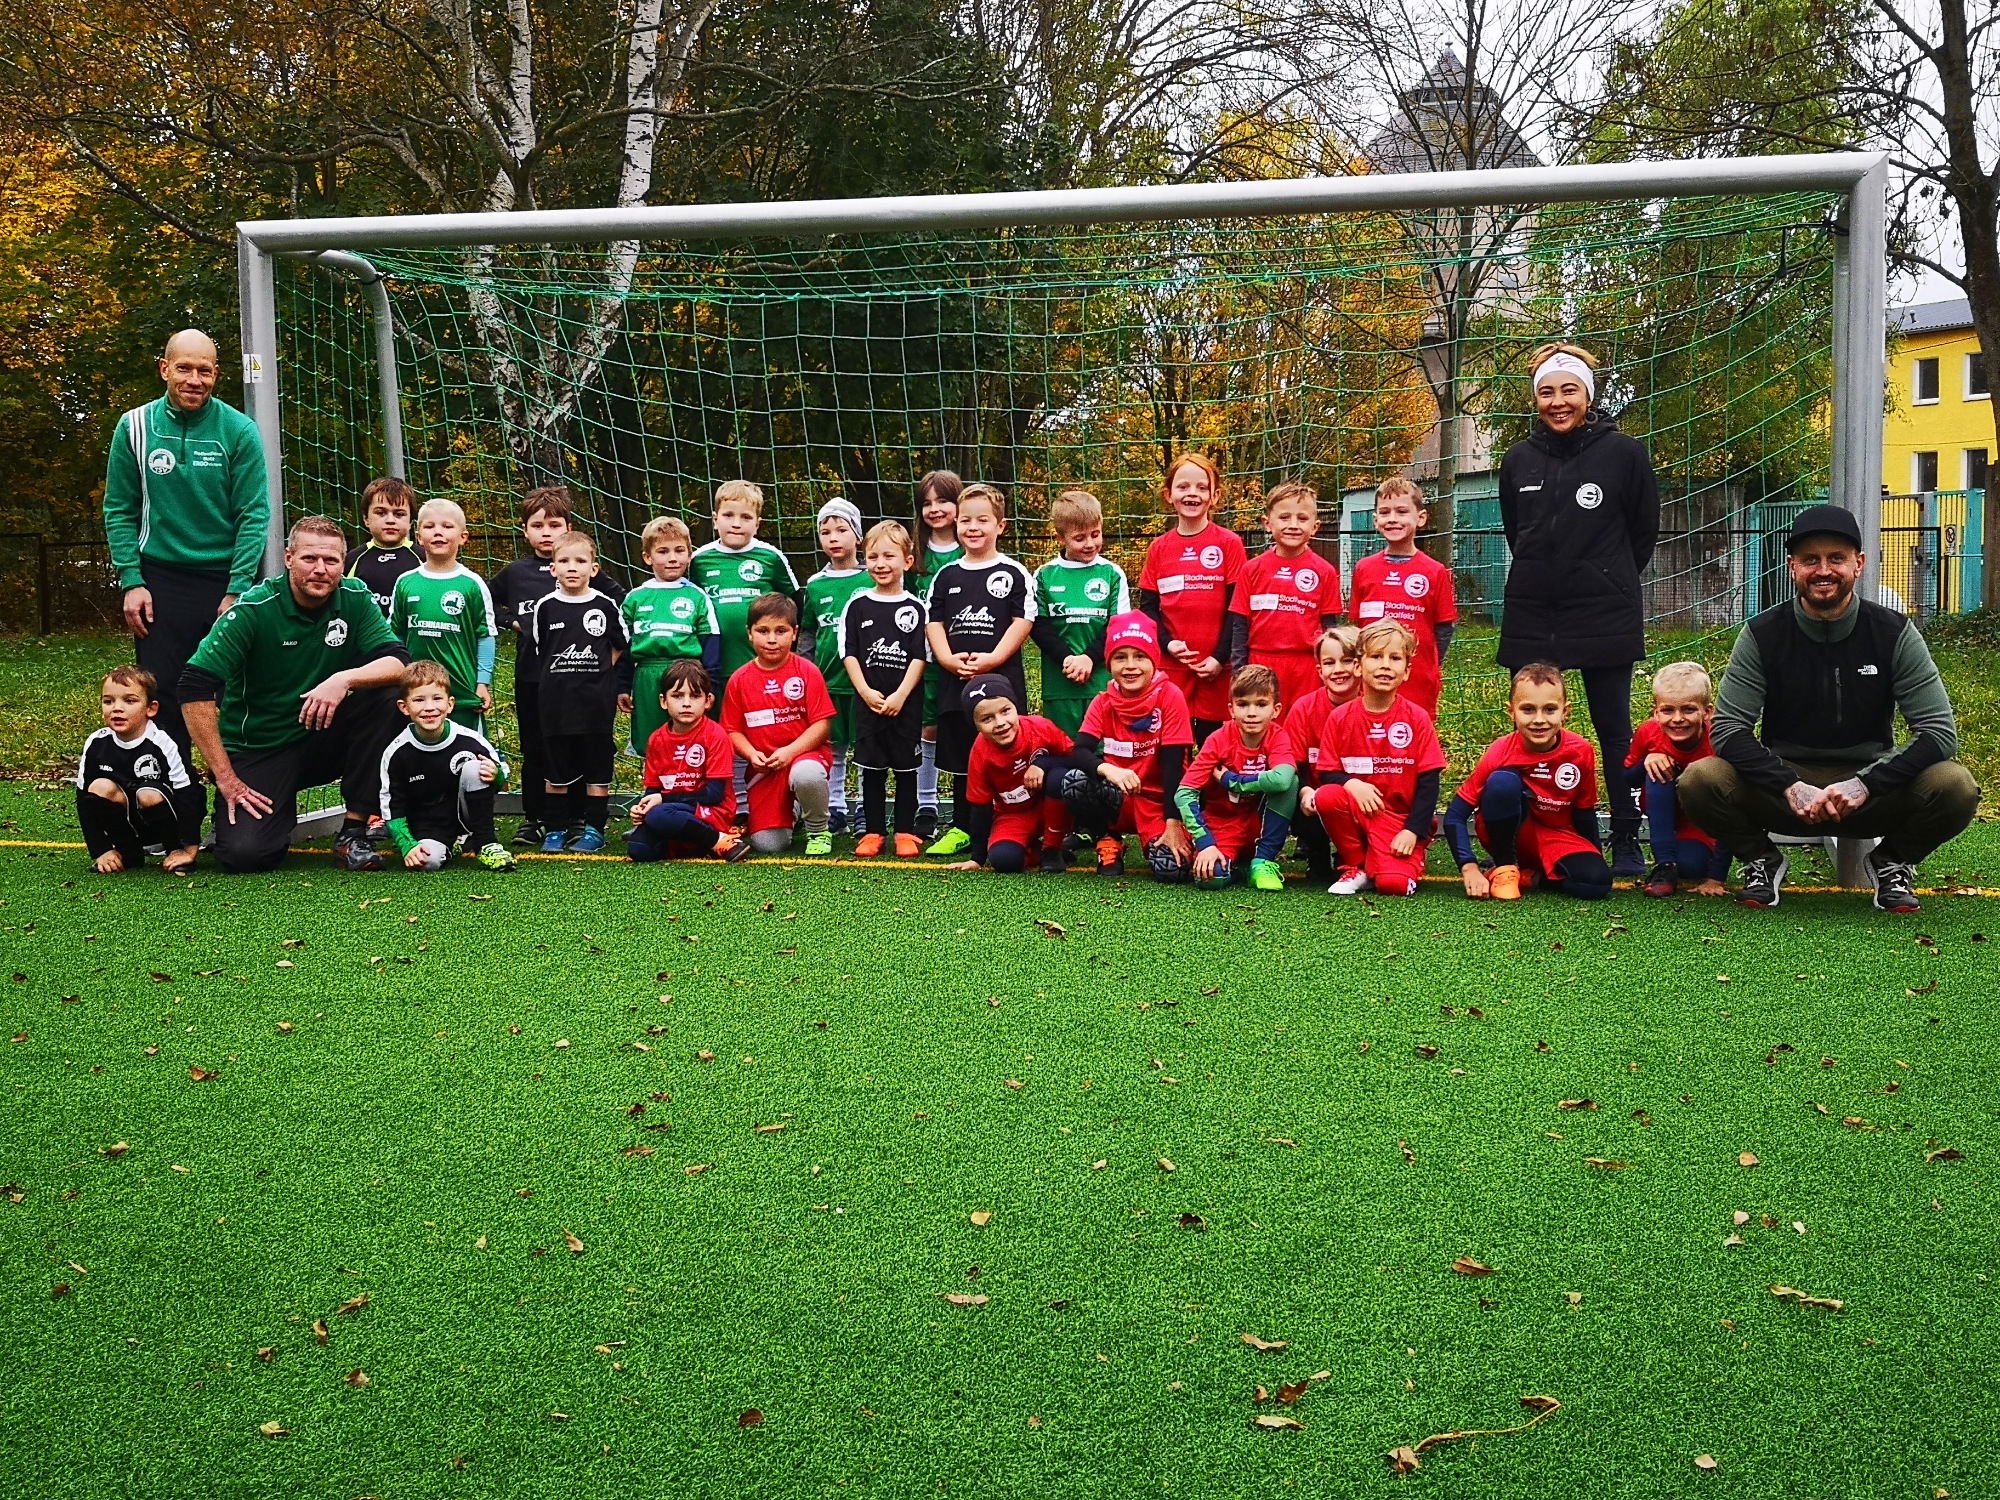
[853,833,886,858]
[712,830,753,863]
[895,833,924,859]
[1866,854,1922,913]
[568,827,609,854]
[1486,864,1522,900]
[512,820,545,847]
[334,820,384,872]
[913,804,940,839]
[476,842,519,872]
[804,831,834,857]
[827,807,848,835]
[1249,858,1285,892]
[1039,843,1068,874]
[1328,866,1372,896]
[1644,862,1680,898]
[1735,850,1789,909]
[1609,835,1646,879]
[1095,836,1127,876]
[926,826,972,856]
[540,827,571,854]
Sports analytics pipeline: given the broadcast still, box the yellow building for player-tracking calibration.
[1882,298,1991,612]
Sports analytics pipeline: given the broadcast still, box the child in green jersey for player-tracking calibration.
[1033,488,1131,737]
[910,469,963,836]
[620,515,720,757]
[802,497,872,835]
[389,498,498,732]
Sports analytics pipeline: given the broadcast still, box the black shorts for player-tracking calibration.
[852,702,923,772]
[934,711,976,776]
[543,733,614,788]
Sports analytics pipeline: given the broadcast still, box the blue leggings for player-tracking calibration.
[1479,770,1613,900]
[1624,766,1730,880]
[625,801,722,862]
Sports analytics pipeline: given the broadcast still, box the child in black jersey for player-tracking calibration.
[343,476,423,619]
[74,666,202,874]
[840,520,929,856]
[378,661,517,871]
[530,530,629,853]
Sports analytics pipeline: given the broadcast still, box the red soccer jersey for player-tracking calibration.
[1316,695,1447,817]
[967,714,1074,809]
[1140,522,1246,718]
[721,652,836,757]
[1626,717,1716,845]
[1349,550,1457,705]
[1080,675,1195,800]
[1230,549,1343,655]
[1183,721,1297,851]
[1282,684,1359,784]
[642,717,739,827]
[1459,729,1599,829]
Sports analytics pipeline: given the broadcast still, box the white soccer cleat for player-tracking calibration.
[1328,867,1373,896]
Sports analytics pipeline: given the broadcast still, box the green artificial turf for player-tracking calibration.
[1,779,1997,1499]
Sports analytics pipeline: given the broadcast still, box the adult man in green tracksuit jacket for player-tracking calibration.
[103,330,271,758]
[1680,504,1980,913]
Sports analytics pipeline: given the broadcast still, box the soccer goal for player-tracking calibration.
[237,152,1887,740]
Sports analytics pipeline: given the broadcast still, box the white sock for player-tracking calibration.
[918,737,939,810]
[829,746,849,814]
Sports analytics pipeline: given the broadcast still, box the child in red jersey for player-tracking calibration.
[1176,664,1298,892]
[1287,625,1361,883]
[1231,480,1342,712]
[942,674,1075,875]
[626,661,748,863]
[721,593,836,856]
[1138,452,1246,740]
[1312,620,1447,898]
[1443,662,1613,901]
[1348,477,1457,716]
[1624,660,1729,898]
[1058,611,1196,880]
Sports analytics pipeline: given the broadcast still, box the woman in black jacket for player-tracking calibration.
[1496,342,1661,877]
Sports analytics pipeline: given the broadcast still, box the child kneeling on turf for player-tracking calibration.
[75,666,203,875]
[1058,611,1195,881]
[945,674,1075,874]
[1176,664,1298,891]
[1311,620,1445,898]
[1284,625,1360,883]
[1625,660,1729,898]
[721,593,836,855]
[379,661,517,871]
[627,660,747,862]
[1443,662,1612,901]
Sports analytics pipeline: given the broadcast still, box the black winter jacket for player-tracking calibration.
[1496,413,1661,670]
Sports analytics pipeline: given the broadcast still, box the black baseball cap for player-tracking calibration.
[1785,503,1863,553]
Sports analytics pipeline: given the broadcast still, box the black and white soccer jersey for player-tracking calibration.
[75,723,194,798]
[838,590,929,698]
[73,722,203,854]
[530,589,629,734]
[924,555,1036,715]
[495,558,626,681]
[343,542,423,618]
[378,721,507,831]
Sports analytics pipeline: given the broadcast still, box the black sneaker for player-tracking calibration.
[1038,844,1067,875]
[512,820,545,848]
[1735,850,1789,909]
[1644,862,1680,899]
[828,807,848,835]
[1866,854,1921,913]
[1610,835,1646,879]
[335,820,385,872]
[914,805,939,839]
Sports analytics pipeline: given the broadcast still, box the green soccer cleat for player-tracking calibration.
[476,842,519,872]
[1249,858,1285,892]
[926,826,972,856]
[804,831,834,857]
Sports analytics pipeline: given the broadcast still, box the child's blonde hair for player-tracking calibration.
[1050,489,1102,533]
[400,659,453,698]
[1263,479,1317,514]
[416,497,467,530]
[552,530,597,561]
[1375,476,1425,509]
[1315,624,1361,662]
[641,515,693,552]
[864,519,914,560]
[714,479,764,517]
[957,482,1007,521]
[1358,619,1417,658]
[1651,660,1713,704]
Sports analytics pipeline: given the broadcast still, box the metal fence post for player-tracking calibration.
[36,534,50,637]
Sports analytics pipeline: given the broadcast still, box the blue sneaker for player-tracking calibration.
[540,827,570,854]
[568,827,609,854]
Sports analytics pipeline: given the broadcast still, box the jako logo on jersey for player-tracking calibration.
[133,754,160,780]
[783,676,806,702]
[1404,572,1430,599]
[1296,568,1321,594]
[583,610,607,637]
[1575,483,1604,510]
[146,448,176,476]
[737,559,763,582]
[894,605,920,634]
[1386,720,1414,750]
[1199,544,1224,569]
[324,617,350,647]
[685,743,707,768]
[442,590,465,616]
[986,570,1013,598]
[1554,762,1583,790]
[1084,578,1111,602]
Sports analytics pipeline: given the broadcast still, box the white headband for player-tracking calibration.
[1533,352,1595,401]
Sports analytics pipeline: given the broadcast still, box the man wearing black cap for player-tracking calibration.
[1678,504,1979,911]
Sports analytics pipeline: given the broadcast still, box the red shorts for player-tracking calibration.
[1475,812,1597,879]
[1315,783,1427,895]
[743,750,833,834]
[1109,789,1170,845]
[1163,660,1230,723]
[988,794,1073,851]
[1254,651,1322,715]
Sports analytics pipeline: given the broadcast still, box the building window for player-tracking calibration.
[1914,451,1938,493]
[1969,449,1990,494]
[1969,350,1990,399]
[1914,357,1940,403]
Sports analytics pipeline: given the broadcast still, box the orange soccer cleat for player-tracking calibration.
[894,833,923,858]
[853,833,886,857]
[711,830,753,863]
[1486,863,1522,900]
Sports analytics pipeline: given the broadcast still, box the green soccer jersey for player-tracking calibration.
[390,563,497,708]
[185,576,405,754]
[803,566,872,696]
[689,539,800,679]
[1035,555,1131,701]
[912,537,962,591]
[624,577,720,663]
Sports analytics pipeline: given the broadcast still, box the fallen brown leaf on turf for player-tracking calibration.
[1386,1395,1562,1475]
[685,1163,710,1176]
[563,1230,586,1255]
[620,1145,655,1158]
[1201,985,1220,996]
[696,1050,715,1062]
[942,1294,988,1307]
[1695,1454,1718,1471]
[1157,1157,1176,1173]
[188,1065,217,1082]
[969,1211,993,1227]
[1399,1140,1416,1164]
[1558,1099,1596,1111]
[1926,1147,1964,1163]
[754,1123,785,1135]
[1254,1384,1270,1403]
[1252,1414,1304,1431]
[1178,1212,1206,1231]
[1036,919,1065,938]
[1582,1157,1628,1170]
[1241,1333,1287,1351]
[1535,1040,1550,1053]
[256,1347,275,1363]
[312,1319,328,1344]
[50,1282,69,1298]
[1738,1152,1759,1167]
[259,1422,288,1438]
[1414,1044,1438,1059]
[334,1293,368,1316]
[100,1142,129,1158]
[344,1369,369,1387]
[1770,1285,1844,1311]
[1004,1078,1024,1091]
[738,1408,764,1428]
[1723,1234,1745,1247]
[1452,1257,1493,1276]
[1275,1380,1308,1406]
[1091,1159,1107,1170]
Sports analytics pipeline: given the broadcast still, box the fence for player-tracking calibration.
[0,535,125,636]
